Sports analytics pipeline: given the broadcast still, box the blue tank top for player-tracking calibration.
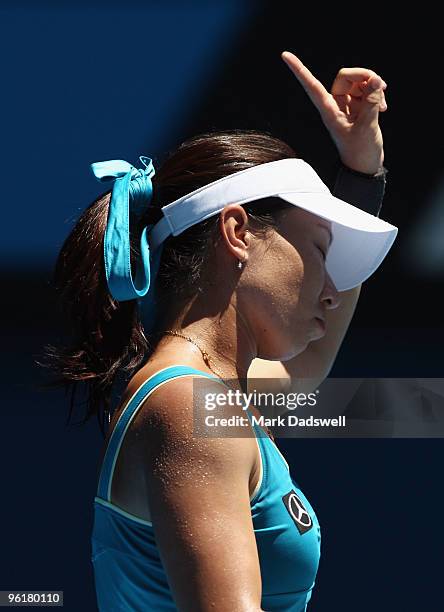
[91,365,321,611]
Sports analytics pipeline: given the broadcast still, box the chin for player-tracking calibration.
[256,321,314,361]
[258,341,309,363]
[284,343,311,361]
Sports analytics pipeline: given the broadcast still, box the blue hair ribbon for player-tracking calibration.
[90,155,157,302]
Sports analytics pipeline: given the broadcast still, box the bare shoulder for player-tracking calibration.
[136,374,258,479]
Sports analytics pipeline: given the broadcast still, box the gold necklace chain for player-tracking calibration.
[160,330,240,393]
[157,329,275,442]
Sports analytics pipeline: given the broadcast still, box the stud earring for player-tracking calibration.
[237,259,243,269]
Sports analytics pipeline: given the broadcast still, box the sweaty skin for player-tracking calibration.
[108,204,340,611]
[105,51,388,611]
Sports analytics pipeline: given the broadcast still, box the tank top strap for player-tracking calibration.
[244,408,258,430]
[244,407,270,437]
[96,365,219,500]
[244,408,291,473]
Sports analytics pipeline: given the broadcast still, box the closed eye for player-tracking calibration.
[316,245,327,261]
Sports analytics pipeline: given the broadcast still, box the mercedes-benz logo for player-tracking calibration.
[288,492,312,527]
[282,490,313,534]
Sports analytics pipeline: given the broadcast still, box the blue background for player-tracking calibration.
[1,2,443,611]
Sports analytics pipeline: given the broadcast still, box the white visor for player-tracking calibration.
[148,158,398,291]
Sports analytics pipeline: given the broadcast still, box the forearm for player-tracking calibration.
[283,284,361,392]
[283,160,387,393]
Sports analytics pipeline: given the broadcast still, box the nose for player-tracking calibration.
[321,271,341,310]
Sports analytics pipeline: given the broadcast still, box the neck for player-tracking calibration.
[155,293,257,386]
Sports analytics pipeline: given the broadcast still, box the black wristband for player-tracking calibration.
[332,161,388,217]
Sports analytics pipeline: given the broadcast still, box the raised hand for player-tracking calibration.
[281,51,387,174]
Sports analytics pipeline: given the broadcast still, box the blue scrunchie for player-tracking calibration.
[90,155,160,302]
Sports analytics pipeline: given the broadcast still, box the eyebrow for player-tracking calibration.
[317,224,333,247]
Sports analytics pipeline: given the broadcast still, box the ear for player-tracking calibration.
[218,204,252,262]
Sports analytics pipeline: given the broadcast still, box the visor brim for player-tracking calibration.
[277,192,398,291]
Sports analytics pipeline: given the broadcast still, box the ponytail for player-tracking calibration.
[38,129,298,435]
[38,190,149,436]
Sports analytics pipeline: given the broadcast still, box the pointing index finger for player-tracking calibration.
[281,51,333,113]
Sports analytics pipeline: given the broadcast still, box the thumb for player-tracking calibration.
[357,76,386,128]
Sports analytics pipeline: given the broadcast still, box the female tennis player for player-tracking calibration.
[42,52,396,611]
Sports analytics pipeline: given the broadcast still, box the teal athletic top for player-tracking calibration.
[91,365,321,611]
